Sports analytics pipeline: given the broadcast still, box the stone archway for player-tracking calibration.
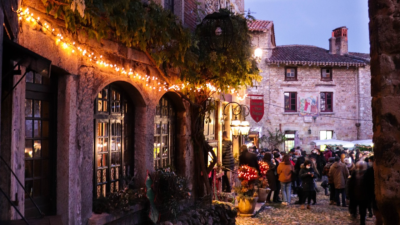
[369,0,400,223]
[154,92,191,177]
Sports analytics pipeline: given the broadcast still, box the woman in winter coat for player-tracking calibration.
[263,153,276,203]
[299,160,316,210]
[277,155,294,205]
[221,131,235,192]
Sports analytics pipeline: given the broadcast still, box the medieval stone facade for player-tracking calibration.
[242,23,372,151]
[0,0,245,224]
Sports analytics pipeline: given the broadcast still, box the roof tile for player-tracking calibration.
[268,45,369,67]
[247,20,272,32]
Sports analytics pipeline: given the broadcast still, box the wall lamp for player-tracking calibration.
[222,102,250,138]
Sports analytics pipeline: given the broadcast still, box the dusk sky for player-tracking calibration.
[245,0,370,53]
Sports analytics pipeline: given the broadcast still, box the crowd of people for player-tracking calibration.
[221,133,379,225]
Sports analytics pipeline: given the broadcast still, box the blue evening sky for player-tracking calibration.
[245,0,370,53]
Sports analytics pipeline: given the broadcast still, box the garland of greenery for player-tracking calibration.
[40,0,259,92]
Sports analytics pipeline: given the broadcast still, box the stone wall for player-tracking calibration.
[247,64,362,150]
[369,0,400,223]
[3,2,196,224]
[358,65,373,140]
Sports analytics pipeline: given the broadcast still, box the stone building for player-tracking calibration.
[242,22,372,151]
[0,0,245,224]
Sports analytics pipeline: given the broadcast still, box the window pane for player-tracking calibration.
[34,73,42,84]
[102,89,108,99]
[327,131,333,139]
[34,120,41,137]
[25,181,33,198]
[98,154,107,167]
[25,160,33,178]
[25,99,32,117]
[25,120,33,138]
[33,160,41,177]
[33,140,41,158]
[111,152,121,166]
[103,100,108,112]
[162,124,168,134]
[26,72,34,83]
[320,131,327,140]
[98,100,103,112]
[33,180,41,197]
[25,140,33,158]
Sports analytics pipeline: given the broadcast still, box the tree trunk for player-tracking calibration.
[369,1,400,223]
[190,104,212,198]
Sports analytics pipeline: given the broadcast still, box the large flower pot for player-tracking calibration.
[258,188,270,202]
[238,197,258,215]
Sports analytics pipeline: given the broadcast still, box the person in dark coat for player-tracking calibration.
[348,161,368,225]
[293,152,305,200]
[355,149,361,162]
[299,160,316,209]
[323,157,336,204]
[329,157,349,207]
[263,153,276,203]
[221,131,235,192]
[273,152,282,202]
[239,145,260,172]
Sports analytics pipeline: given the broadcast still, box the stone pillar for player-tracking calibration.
[76,67,95,224]
[57,74,79,225]
[369,0,400,223]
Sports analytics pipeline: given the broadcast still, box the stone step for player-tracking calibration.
[0,215,63,225]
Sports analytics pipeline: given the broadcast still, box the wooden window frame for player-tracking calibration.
[94,85,134,199]
[24,72,57,217]
[284,67,297,81]
[320,92,333,112]
[321,68,333,81]
[284,92,297,112]
[154,96,176,170]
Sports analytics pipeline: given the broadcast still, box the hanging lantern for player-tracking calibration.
[197,11,233,52]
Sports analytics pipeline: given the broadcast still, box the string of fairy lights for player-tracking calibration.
[16,7,248,100]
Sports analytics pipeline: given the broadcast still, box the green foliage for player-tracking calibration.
[265,129,287,150]
[41,0,192,67]
[355,145,373,152]
[184,9,260,93]
[41,1,259,96]
[92,188,146,214]
[150,169,191,220]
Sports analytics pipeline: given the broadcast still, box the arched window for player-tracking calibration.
[94,85,134,199]
[154,96,176,169]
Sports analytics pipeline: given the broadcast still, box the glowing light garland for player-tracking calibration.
[16,7,249,99]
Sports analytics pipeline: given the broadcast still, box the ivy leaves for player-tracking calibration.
[40,0,259,98]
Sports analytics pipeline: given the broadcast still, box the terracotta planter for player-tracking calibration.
[258,188,270,202]
[238,197,258,214]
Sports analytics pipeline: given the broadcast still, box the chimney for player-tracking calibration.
[329,26,348,55]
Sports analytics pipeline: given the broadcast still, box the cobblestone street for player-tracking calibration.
[236,183,376,225]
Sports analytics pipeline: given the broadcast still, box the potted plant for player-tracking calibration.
[257,161,270,202]
[235,165,259,215]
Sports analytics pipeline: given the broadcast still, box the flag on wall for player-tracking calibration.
[249,95,264,122]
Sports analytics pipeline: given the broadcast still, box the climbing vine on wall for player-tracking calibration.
[40,0,259,93]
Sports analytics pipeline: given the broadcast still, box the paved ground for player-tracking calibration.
[236,183,376,225]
